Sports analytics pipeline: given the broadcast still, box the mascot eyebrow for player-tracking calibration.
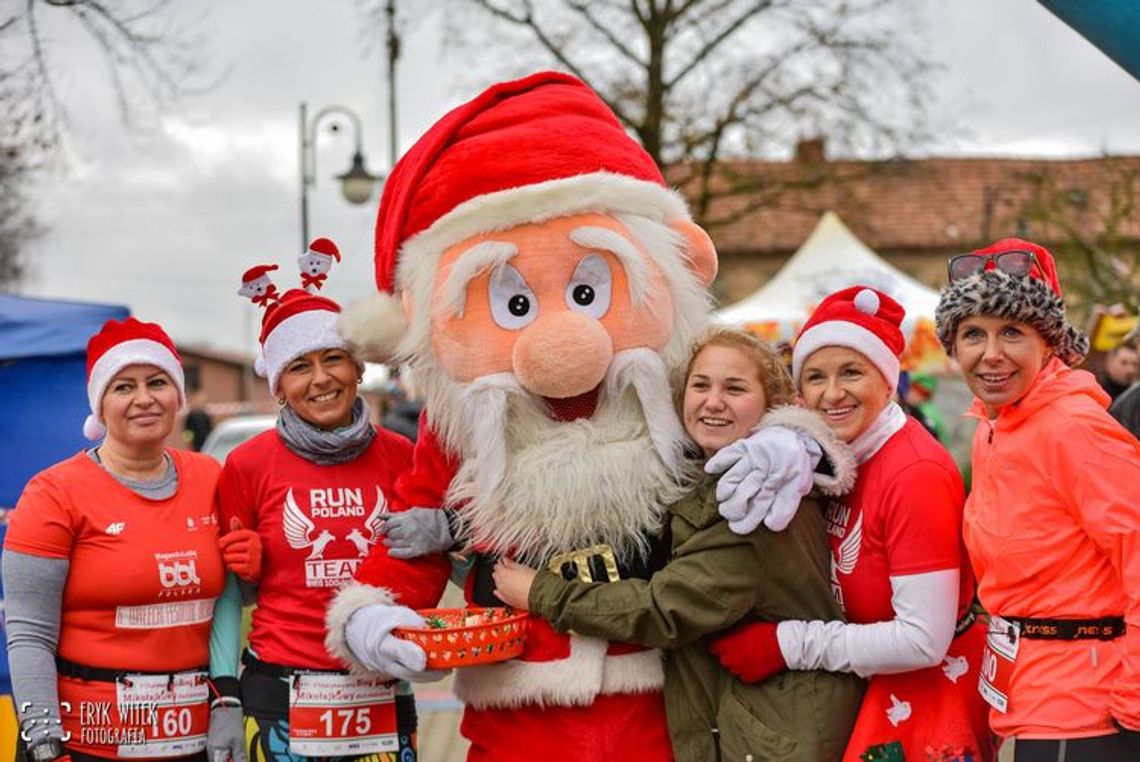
[441,240,519,319]
[440,225,651,320]
[568,225,650,304]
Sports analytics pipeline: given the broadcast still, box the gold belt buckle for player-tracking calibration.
[546,544,621,583]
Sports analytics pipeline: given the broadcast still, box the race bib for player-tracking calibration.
[109,672,209,758]
[288,673,398,756]
[978,615,1020,713]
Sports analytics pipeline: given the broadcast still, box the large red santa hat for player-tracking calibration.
[84,317,186,440]
[340,71,693,360]
[791,286,907,391]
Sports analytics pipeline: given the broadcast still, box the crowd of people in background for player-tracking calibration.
[7,234,1140,761]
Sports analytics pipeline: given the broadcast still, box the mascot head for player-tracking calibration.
[341,72,717,563]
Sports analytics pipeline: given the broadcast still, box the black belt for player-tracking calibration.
[954,609,977,638]
[56,657,207,683]
[1000,615,1126,641]
[240,649,347,680]
[470,534,668,608]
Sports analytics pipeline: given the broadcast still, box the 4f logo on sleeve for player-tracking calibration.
[284,487,388,587]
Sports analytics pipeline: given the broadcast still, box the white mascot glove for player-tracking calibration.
[345,604,449,682]
[705,425,823,535]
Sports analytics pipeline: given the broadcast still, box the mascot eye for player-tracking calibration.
[489,264,538,330]
[564,254,612,320]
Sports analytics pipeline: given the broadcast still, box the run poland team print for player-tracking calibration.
[282,485,387,587]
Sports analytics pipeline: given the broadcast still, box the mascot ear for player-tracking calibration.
[669,219,717,287]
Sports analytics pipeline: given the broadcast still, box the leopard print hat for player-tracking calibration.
[935,239,1089,367]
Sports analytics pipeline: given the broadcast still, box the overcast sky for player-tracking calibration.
[16,0,1140,355]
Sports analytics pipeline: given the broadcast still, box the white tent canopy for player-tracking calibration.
[714,211,948,371]
[715,211,941,340]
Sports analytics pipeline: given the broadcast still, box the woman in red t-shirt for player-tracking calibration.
[210,245,449,762]
[709,286,994,762]
[4,318,229,762]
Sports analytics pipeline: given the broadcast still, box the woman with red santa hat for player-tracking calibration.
[935,239,1140,761]
[710,286,994,761]
[208,240,449,762]
[4,317,239,762]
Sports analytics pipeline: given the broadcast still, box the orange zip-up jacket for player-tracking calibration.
[965,357,1140,739]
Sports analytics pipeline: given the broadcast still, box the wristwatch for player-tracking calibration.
[26,738,64,762]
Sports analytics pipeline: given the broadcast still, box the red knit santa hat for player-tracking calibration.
[340,71,693,361]
[792,286,907,390]
[84,317,186,440]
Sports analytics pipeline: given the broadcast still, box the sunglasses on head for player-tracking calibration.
[947,250,1039,283]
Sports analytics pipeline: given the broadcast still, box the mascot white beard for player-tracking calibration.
[419,349,690,566]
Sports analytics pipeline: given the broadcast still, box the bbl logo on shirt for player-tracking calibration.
[154,550,203,597]
[283,486,388,587]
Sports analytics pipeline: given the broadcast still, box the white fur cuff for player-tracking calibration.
[324,582,397,673]
[758,405,857,496]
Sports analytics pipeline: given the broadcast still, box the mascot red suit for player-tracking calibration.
[326,71,736,761]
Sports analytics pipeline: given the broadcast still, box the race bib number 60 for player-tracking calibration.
[288,673,398,756]
[115,672,209,758]
[978,615,1020,714]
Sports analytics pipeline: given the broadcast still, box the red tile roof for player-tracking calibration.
[670,155,1140,256]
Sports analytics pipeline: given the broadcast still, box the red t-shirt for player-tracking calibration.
[217,428,451,671]
[6,450,225,670]
[820,418,972,624]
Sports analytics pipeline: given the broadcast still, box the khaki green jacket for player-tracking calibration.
[530,477,863,761]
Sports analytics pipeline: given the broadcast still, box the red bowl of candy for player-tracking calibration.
[394,607,529,668]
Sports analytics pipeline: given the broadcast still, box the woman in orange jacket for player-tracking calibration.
[935,238,1140,762]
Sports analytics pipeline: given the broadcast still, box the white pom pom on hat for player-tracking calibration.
[852,288,881,316]
[83,415,106,441]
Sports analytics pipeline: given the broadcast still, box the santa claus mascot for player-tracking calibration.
[325,71,831,761]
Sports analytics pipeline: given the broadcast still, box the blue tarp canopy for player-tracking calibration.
[1040,1,1140,82]
[0,294,128,695]
[0,294,129,507]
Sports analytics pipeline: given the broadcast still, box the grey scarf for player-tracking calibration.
[277,397,376,465]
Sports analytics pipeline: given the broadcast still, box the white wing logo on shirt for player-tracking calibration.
[345,487,388,556]
[283,488,336,560]
[833,511,863,576]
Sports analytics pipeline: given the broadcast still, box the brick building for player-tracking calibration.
[682,143,1140,310]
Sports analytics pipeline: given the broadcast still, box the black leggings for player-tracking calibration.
[1013,732,1140,762]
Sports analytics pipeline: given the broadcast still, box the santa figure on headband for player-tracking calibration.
[324,71,833,761]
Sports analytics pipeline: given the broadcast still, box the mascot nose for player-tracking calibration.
[513,312,613,398]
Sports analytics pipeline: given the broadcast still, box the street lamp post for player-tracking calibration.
[298,102,382,249]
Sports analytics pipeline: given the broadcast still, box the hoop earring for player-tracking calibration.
[357,376,363,384]
[277,397,286,406]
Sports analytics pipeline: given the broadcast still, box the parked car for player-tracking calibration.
[200,414,276,463]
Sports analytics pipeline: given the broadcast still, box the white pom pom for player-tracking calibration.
[853,288,880,316]
[337,292,408,363]
[83,414,106,441]
[254,354,267,378]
